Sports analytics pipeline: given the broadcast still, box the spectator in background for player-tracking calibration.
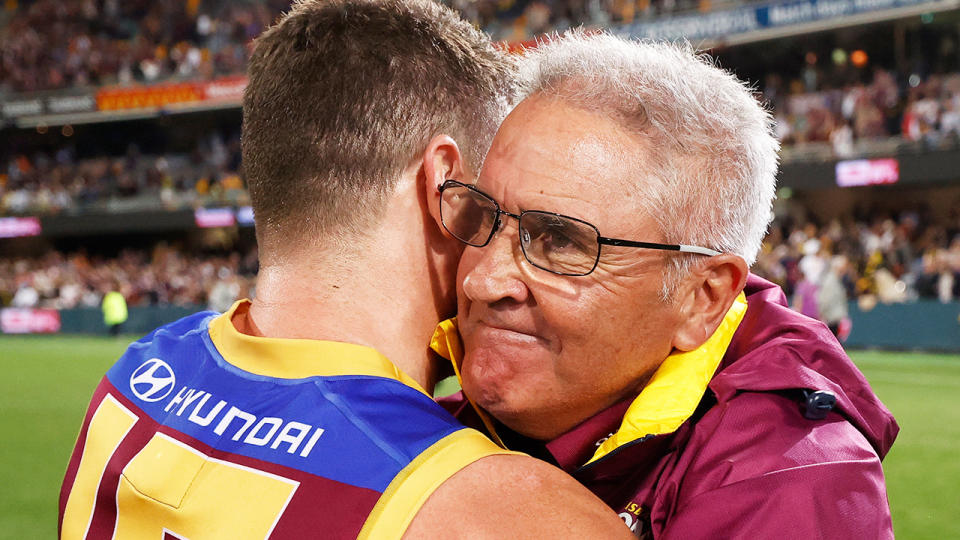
[793,238,824,319]
[830,118,854,157]
[931,236,960,302]
[941,98,960,140]
[206,269,241,313]
[11,276,39,308]
[101,284,127,336]
[818,254,851,340]
[874,261,909,304]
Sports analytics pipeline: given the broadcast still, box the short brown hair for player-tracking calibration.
[242,0,516,252]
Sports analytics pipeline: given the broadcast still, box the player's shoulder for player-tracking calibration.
[405,450,634,538]
[131,310,220,349]
[100,311,220,404]
[109,310,218,368]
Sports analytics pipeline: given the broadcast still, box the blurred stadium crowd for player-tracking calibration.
[1,243,258,311]
[772,69,960,158]
[0,0,739,94]
[2,130,244,215]
[0,0,284,93]
[4,0,960,216]
[757,204,960,313]
[3,205,959,311]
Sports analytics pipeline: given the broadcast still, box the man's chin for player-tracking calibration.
[460,350,555,435]
[461,378,540,437]
[481,403,559,441]
[461,372,506,412]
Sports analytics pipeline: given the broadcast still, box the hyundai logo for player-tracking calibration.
[130,358,176,402]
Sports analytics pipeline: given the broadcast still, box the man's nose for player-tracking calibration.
[461,220,529,305]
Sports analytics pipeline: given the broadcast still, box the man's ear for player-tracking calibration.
[421,135,467,232]
[671,254,749,352]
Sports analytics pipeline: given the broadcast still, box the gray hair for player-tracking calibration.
[518,31,780,297]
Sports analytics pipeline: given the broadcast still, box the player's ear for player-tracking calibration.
[421,135,465,232]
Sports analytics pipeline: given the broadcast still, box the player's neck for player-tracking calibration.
[249,226,455,394]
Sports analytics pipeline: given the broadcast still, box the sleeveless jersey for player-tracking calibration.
[59,301,507,539]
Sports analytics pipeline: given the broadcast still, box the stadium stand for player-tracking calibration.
[772,69,960,161]
[0,0,282,92]
[0,0,758,93]
[2,129,244,215]
[0,243,258,310]
[3,204,958,311]
[3,66,959,217]
[755,204,960,304]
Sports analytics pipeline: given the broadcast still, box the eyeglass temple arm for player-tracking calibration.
[598,237,720,257]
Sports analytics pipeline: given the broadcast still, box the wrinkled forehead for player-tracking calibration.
[478,96,657,235]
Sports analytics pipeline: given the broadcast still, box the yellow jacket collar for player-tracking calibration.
[430,293,748,461]
[587,292,747,463]
[210,300,429,396]
[429,318,507,448]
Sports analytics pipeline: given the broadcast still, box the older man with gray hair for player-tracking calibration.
[432,31,898,538]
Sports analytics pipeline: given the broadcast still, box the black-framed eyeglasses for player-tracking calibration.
[438,180,720,277]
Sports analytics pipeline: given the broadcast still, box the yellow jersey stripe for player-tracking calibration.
[61,394,138,540]
[208,300,429,396]
[357,428,516,539]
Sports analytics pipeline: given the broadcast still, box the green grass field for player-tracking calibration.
[1,336,957,539]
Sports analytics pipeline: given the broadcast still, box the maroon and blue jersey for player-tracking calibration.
[60,301,507,539]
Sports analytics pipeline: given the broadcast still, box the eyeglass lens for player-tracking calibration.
[440,183,602,276]
[439,184,498,246]
[519,211,600,275]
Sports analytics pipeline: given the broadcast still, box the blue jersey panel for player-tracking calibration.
[105,312,465,492]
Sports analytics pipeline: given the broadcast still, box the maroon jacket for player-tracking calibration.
[442,275,899,538]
